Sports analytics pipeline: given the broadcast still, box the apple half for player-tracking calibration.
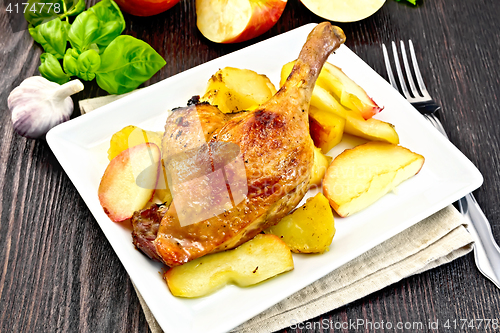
[300,0,386,23]
[196,0,287,43]
[323,142,424,217]
[98,143,161,222]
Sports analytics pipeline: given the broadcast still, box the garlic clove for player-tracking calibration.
[7,76,84,139]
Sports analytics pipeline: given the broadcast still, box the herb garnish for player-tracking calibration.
[27,0,166,95]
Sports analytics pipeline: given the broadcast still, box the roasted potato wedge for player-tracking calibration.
[264,193,335,253]
[201,67,277,113]
[165,234,293,297]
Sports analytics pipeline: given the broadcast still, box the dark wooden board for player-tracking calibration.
[1,0,499,332]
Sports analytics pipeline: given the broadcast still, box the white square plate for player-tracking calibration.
[47,23,483,333]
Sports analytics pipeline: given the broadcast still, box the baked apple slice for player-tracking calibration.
[281,60,397,144]
[319,62,382,119]
[309,86,398,145]
[281,60,381,119]
[323,142,424,217]
[98,143,161,222]
[345,112,399,144]
[309,105,345,153]
[196,0,287,43]
[165,234,293,297]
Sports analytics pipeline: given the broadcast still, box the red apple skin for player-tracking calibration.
[359,99,382,120]
[224,0,287,43]
[98,143,161,222]
[114,0,180,16]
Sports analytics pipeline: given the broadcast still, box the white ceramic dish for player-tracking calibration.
[47,23,483,333]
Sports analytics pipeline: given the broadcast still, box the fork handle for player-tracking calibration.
[458,193,500,288]
[412,101,441,114]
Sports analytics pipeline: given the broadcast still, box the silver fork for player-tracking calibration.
[383,40,500,289]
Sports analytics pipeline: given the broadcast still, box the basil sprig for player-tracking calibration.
[29,0,165,95]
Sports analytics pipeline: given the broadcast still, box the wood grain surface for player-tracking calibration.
[1,0,500,332]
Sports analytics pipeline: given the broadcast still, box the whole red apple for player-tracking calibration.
[114,0,180,16]
[196,0,287,43]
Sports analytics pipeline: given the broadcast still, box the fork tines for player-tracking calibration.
[382,40,431,103]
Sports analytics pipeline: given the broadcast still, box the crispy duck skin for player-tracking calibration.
[154,22,346,266]
[131,204,168,262]
[164,102,233,157]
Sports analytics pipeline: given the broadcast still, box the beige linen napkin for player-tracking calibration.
[80,96,474,333]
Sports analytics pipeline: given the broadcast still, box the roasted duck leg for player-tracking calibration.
[132,102,236,261]
[154,22,346,266]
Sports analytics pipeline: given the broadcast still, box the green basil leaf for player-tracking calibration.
[63,48,101,81]
[29,18,68,59]
[88,43,100,53]
[97,44,108,55]
[25,0,85,27]
[39,53,70,84]
[96,35,166,94]
[63,48,79,76]
[76,49,101,81]
[65,0,86,16]
[68,11,99,52]
[88,0,125,48]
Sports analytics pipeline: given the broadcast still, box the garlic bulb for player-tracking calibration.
[7,76,84,139]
